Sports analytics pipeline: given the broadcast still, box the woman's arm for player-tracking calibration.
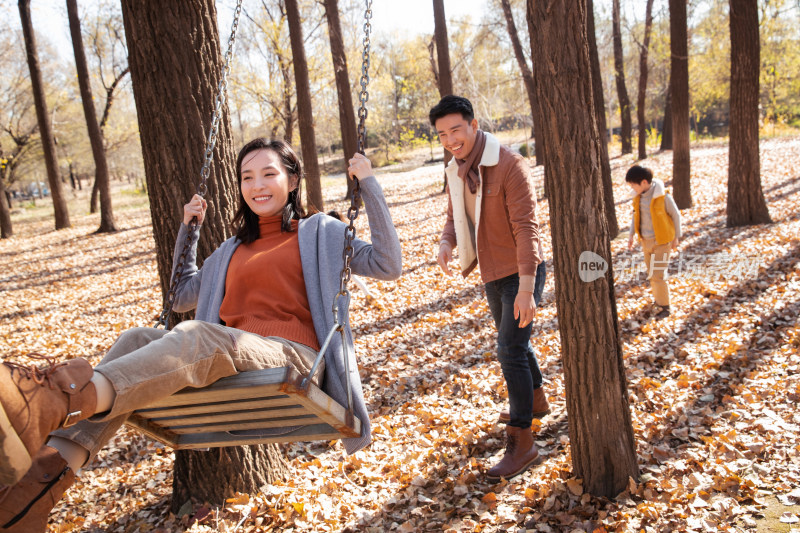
[170,195,207,312]
[347,155,402,281]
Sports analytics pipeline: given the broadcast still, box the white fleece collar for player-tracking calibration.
[479,132,501,167]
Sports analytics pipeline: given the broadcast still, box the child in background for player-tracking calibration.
[626,165,682,319]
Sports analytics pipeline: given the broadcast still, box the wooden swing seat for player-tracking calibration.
[126,366,360,449]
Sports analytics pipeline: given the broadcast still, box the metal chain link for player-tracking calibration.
[356,0,372,156]
[156,0,243,328]
[325,0,373,410]
[335,0,372,316]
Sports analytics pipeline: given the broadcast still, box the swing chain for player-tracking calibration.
[356,0,372,156]
[197,0,243,199]
[156,0,243,329]
[336,0,372,307]
[322,0,372,410]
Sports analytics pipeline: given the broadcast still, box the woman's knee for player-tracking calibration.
[104,327,166,362]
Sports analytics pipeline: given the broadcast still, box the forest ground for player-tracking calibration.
[1,135,799,532]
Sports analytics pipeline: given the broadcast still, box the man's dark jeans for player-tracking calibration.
[485,271,545,429]
[533,260,546,307]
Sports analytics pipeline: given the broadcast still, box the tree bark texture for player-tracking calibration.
[727,0,771,226]
[0,176,11,239]
[526,0,639,498]
[433,0,454,172]
[172,445,289,511]
[120,0,287,509]
[67,0,118,233]
[587,0,618,236]
[432,0,453,97]
[612,0,632,154]
[90,179,100,213]
[669,0,692,208]
[660,78,673,150]
[324,0,358,200]
[285,0,323,211]
[18,0,71,230]
[636,0,655,160]
[500,0,544,166]
[281,61,294,145]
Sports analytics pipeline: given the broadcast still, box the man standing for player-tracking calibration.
[432,95,548,481]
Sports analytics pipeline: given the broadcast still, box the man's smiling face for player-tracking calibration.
[435,113,479,160]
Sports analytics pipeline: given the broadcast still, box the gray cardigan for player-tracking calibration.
[170,176,402,453]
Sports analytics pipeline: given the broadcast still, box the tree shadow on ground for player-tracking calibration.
[627,240,800,451]
[0,227,151,268]
[1,251,153,291]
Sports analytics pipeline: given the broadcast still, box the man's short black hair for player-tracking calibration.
[625,165,653,184]
[429,95,474,126]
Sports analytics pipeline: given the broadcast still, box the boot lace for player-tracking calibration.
[3,353,67,390]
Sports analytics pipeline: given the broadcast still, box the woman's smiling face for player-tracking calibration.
[239,148,298,218]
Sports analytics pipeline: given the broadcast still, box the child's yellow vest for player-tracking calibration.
[633,194,676,245]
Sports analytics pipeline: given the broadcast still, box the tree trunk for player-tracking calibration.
[660,78,673,150]
[612,0,632,154]
[281,61,294,144]
[669,0,692,208]
[323,0,358,200]
[285,0,323,212]
[727,0,770,227]
[433,0,454,180]
[18,0,70,230]
[526,0,638,498]
[120,0,288,510]
[67,0,117,233]
[173,446,288,509]
[432,0,453,98]
[90,179,99,213]
[637,0,655,160]
[0,175,12,239]
[499,0,544,167]
[587,0,618,236]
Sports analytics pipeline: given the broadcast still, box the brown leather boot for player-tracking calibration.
[0,356,96,486]
[0,446,75,532]
[498,387,551,424]
[486,425,540,482]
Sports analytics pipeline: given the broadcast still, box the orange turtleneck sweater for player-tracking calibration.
[219,215,320,351]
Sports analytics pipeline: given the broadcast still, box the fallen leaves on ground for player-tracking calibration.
[1,137,799,532]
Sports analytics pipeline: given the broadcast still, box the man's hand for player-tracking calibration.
[514,290,537,328]
[627,235,635,251]
[437,243,453,276]
[671,237,680,252]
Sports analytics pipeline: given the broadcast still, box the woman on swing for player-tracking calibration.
[0,138,402,530]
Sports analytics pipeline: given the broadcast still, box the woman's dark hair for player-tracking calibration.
[625,165,654,185]
[232,138,309,243]
[429,95,475,126]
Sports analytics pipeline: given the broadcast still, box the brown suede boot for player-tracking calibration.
[0,446,75,532]
[0,356,96,486]
[498,387,551,424]
[486,425,540,482]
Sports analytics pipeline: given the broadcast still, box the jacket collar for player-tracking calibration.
[649,178,666,199]
[479,132,501,167]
